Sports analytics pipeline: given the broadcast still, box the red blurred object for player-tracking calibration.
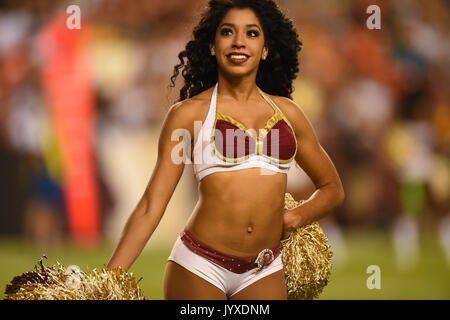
[37,13,99,247]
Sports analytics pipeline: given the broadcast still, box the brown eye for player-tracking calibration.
[220,28,233,36]
[247,30,260,37]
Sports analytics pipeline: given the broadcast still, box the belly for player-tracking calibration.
[186,168,287,256]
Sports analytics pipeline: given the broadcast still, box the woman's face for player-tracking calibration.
[211,8,268,78]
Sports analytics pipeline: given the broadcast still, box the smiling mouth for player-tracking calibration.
[226,53,249,64]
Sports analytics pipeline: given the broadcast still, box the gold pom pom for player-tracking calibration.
[5,255,146,300]
[282,193,333,300]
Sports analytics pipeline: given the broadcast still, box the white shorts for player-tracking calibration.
[167,236,284,298]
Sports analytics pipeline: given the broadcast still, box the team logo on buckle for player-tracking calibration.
[256,249,274,271]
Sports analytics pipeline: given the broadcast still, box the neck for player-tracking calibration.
[216,73,260,103]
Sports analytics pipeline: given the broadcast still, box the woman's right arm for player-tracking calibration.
[106,101,192,271]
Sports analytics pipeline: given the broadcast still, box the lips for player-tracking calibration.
[226,52,249,65]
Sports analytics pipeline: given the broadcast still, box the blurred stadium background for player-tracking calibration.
[0,0,449,299]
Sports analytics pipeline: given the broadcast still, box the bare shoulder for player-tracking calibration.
[267,94,313,138]
[164,87,214,134]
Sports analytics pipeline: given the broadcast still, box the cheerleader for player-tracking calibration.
[106,0,344,300]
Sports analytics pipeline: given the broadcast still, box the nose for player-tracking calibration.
[232,30,246,49]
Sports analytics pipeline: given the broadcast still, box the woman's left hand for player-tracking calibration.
[281,208,303,240]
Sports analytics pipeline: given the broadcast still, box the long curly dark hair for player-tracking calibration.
[169,0,302,101]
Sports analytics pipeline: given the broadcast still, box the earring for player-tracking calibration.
[211,51,215,56]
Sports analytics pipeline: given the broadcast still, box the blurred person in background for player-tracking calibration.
[106,0,344,300]
[383,0,449,269]
[0,0,117,247]
[0,1,68,247]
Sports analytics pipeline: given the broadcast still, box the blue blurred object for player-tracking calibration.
[29,162,66,216]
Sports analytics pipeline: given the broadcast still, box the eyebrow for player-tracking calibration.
[219,23,262,31]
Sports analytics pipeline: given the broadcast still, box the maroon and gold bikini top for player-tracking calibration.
[192,83,298,181]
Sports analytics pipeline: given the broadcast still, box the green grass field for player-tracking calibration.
[1,229,449,300]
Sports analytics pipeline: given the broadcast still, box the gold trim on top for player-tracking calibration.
[216,112,258,140]
[210,83,298,164]
[216,94,280,138]
[257,89,298,161]
[211,85,252,163]
[257,89,298,140]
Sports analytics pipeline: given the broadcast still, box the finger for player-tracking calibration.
[281,232,291,241]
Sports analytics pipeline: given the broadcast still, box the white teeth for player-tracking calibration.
[230,55,247,59]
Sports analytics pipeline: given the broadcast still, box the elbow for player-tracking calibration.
[325,180,344,209]
[335,184,345,208]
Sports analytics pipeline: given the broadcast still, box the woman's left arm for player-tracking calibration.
[274,97,345,238]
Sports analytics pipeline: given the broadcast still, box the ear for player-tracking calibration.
[210,43,215,56]
[262,46,269,60]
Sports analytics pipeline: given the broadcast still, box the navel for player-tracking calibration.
[247,226,253,234]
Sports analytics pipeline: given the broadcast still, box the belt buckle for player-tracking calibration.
[256,249,274,272]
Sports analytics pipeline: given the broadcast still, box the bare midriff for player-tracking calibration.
[185,168,286,257]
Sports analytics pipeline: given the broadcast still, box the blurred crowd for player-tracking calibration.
[0,0,449,265]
